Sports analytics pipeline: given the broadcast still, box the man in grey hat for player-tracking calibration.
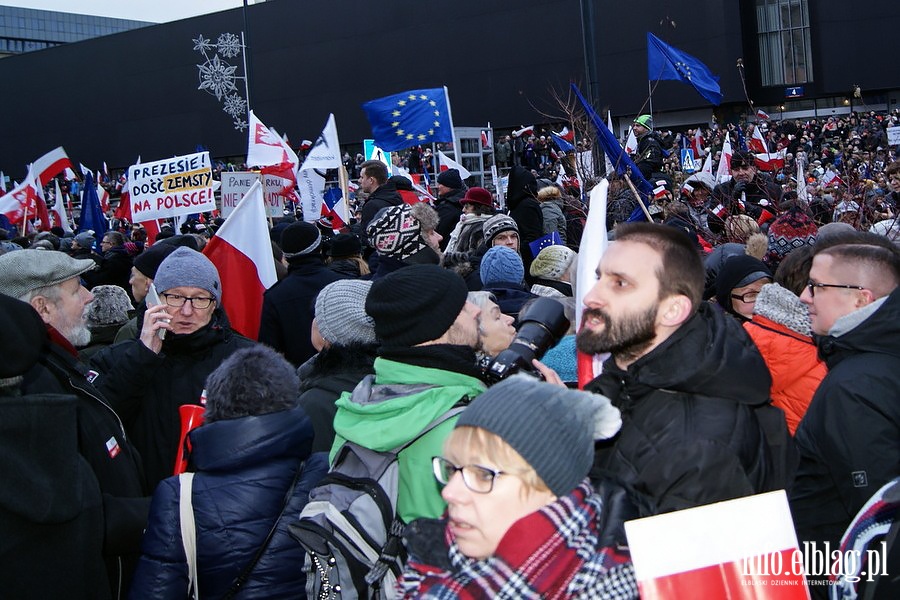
[91,246,256,490]
[71,230,101,265]
[0,249,149,596]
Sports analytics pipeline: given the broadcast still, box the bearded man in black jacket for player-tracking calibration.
[553,223,792,515]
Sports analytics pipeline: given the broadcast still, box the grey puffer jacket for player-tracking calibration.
[540,197,567,245]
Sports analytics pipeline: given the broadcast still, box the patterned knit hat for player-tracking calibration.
[481,214,519,246]
[530,245,577,281]
[480,246,524,286]
[366,204,428,261]
[85,285,134,329]
[314,280,377,346]
[766,210,818,264]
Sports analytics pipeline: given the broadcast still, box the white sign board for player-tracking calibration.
[219,171,260,218]
[262,175,286,218]
[128,152,215,221]
[887,126,900,146]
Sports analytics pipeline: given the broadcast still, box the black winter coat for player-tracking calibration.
[0,392,109,599]
[588,303,786,515]
[23,331,149,598]
[434,188,466,250]
[505,166,544,270]
[297,343,378,453]
[83,246,134,297]
[791,289,900,550]
[258,256,345,367]
[91,311,255,491]
[130,407,328,599]
[359,181,403,235]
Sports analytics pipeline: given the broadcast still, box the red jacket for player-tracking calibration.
[744,314,826,434]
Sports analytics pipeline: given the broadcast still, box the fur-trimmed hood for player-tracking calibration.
[753,283,812,337]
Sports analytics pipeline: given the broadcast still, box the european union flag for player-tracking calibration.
[571,84,653,195]
[78,171,107,251]
[647,33,722,106]
[735,127,750,153]
[551,133,575,152]
[529,231,563,257]
[362,87,454,152]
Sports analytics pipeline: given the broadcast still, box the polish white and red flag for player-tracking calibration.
[247,110,293,168]
[756,108,771,121]
[716,134,733,184]
[437,150,472,179]
[749,125,768,154]
[691,128,706,157]
[512,125,534,138]
[552,126,575,142]
[32,147,74,186]
[822,168,845,188]
[51,179,73,233]
[625,491,808,599]
[203,179,276,340]
[0,168,41,224]
[576,180,610,388]
[755,149,786,171]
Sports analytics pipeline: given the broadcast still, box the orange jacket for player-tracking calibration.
[744,315,826,434]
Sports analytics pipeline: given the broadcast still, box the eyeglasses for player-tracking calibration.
[432,456,507,494]
[806,282,866,298]
[731,291,760,303]
[161,293,215,310]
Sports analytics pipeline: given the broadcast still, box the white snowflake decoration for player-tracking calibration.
[194,32,249,131]
[217,33,242,59]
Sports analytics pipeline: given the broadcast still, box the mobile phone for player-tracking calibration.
[146,283,168,340]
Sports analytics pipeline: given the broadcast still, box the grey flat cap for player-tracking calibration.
[0,250,96,300]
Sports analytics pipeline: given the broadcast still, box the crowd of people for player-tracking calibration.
[2,107,900,599]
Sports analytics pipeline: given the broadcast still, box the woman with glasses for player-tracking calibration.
[398,376,638,599]
[715,254,773,321]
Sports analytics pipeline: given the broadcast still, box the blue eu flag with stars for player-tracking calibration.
[647,33,722,106]
[362,87,454,152]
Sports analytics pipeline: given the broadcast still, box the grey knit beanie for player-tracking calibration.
[154,246,222,302]
[314,279,378,346]
[85,285,134,329]
[456,374,622,496]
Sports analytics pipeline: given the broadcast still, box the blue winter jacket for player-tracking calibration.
[130,406,328,599]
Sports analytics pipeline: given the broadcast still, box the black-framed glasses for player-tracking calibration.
[806,282,866,298]
[161,293,215,310]
[432,456,507,494]
[731,291,760,303]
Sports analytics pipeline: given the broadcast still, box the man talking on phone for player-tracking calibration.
[92,247,256,491]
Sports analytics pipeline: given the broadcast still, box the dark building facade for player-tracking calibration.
[0,0,897,176]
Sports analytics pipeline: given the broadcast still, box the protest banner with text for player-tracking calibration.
[128,152,215,221]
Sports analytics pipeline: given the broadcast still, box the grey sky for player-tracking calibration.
[2,1,248,23]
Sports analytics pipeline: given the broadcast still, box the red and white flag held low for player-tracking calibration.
[203,180,277,340]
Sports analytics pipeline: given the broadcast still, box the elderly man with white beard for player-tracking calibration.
[0,249,149,598]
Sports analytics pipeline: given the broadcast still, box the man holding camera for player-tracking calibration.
[563,223,792,514]
[329,264,487,523]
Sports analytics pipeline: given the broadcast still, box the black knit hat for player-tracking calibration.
[365,264,468,347]
[437,168,463,189]
[280,221,322,258]
[133,244,178,279]
[327,233,362,257]
[456,374,622,496]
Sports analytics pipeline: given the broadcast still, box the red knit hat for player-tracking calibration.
[461,187,494,208]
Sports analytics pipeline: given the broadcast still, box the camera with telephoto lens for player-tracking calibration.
[485,297,570,383]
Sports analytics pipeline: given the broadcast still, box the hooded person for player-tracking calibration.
[258,221,347,367]
[434,168,468,250]
[505,166,544,274]
[479,246,538,322]
[398,375,637,599]
[131,345,329,599]
[0,294,109,599]
[715,254,774,321]
[298,279,380,453]
[330,264,488,523]
[366,202,443,278]
[90,247,256,491]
